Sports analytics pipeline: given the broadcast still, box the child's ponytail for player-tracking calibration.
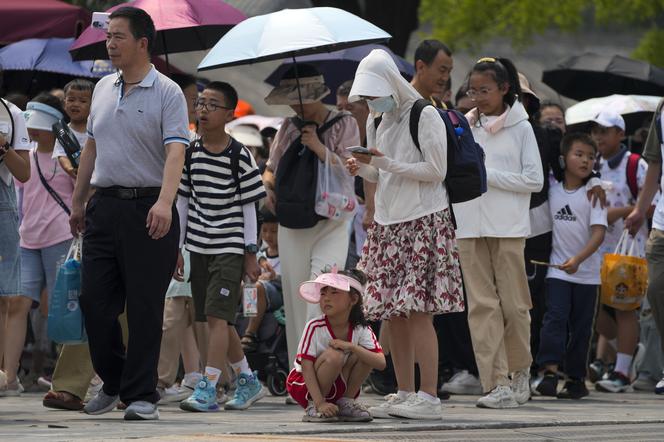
[471,57,522,107]
[340,269,368,328]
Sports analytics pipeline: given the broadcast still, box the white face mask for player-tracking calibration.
[367,96,396,113]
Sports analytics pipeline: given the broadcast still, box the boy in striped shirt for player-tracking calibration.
[176,82,267,412]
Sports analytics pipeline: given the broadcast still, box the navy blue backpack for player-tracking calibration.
[408,99,487,204]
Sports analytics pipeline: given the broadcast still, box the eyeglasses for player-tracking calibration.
[466,88,496,100]
[194,99,233,112]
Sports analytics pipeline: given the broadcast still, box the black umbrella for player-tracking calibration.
[542,53,664,101]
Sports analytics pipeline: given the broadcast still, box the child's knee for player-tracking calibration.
[320,348,345,368]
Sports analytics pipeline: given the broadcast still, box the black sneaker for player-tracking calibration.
[588,359,605,383]
[534,371,558,397]
[596,371,633,393]
[557,379,589,399]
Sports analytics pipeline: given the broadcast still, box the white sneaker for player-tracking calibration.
[85,376,103,402]
[158,384,193,404]
[440,370,482,395]
[0,370,7,390]
[367,393,408,418]
[388,393,442,420]
[511,369,531,404]
[0,379,24,397]
[182,373,203,390]
[476,385,519,409]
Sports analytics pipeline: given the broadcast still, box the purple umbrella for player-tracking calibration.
[0,38,112,78]
[0,38,115,95]
[265,44,413,105]
[69,0,245,63]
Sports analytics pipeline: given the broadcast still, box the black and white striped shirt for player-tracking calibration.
[179,138,266,255]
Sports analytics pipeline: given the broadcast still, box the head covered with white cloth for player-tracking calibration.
[348,49,422,117]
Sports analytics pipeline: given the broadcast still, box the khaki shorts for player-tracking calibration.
[190,252,244,324]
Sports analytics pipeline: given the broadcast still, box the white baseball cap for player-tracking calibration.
[591,110,625,131]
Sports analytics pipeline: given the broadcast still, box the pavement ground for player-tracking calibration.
[1,389,663,441]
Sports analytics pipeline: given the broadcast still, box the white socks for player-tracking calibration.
[396,390,410,400]
[204,366,222,388]
[615,352,633,377]
[417,390,440,404]
[230,356,253,377]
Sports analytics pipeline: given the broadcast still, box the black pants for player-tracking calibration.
[435,287,479,377]
[525,232,553,370]
[80,193,178,404]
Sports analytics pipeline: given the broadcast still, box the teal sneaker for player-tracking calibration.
[224,371,267,410]
[179,376,219,412]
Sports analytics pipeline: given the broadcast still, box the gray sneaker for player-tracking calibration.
[84,390,120,415]
[124,401,159,421]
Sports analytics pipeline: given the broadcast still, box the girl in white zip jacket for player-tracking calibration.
[453,57,543,409]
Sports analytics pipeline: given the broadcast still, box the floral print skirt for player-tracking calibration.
[358,209,464,321]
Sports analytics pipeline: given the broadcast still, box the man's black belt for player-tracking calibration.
[97,186,161,200]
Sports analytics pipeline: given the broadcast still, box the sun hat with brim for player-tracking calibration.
[229,124,263,147]
[590,110,626,131]
[265,75,330,106]
[24,101,63,131]
[299,269,365,304]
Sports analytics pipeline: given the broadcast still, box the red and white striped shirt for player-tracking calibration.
[293,315,382,372]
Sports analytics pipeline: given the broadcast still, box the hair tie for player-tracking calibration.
[476,57,497,64]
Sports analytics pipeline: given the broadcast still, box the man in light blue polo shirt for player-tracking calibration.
[69,7,189,421]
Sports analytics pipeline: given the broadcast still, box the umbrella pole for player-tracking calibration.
[292,56,304,115]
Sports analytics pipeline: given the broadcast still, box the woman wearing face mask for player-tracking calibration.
[345,49,464,420]
[262,64,361,375]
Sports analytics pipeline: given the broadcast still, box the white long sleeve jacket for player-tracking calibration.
[453,101,543,239]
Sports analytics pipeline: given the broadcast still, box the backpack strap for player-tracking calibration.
[626,153,640,201]
[230,139,244,197]
[409,99,432,153]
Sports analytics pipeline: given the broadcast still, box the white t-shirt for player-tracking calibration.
[597,151,656,258]
[293,315,382,373]
[0,99,31,186]
[52,126,88,160]
[547,182,608,285]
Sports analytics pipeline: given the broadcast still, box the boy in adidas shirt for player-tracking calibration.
[533,133,607,399]
[591,111,656,393]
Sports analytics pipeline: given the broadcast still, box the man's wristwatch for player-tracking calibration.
[245,244,259,254]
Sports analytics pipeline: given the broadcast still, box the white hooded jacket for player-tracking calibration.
[453,101,543,238]
[349,49,449,226]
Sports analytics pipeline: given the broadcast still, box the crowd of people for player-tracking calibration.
[0,6,663,424]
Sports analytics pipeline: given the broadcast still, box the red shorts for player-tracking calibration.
[287,369,355,409]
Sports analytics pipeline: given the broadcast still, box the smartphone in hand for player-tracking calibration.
[346,146,374,156]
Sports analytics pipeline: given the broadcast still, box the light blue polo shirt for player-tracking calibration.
[87,66,190,188]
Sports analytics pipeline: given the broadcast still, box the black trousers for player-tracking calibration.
[524,231,553,370]
[80,193,178,404]
[435,286,479,377]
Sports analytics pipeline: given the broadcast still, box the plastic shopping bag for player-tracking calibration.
[48,236,87,344]
[600,230,648,311]
[314,148,357,220]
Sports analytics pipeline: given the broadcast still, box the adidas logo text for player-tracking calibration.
[554,204,577,222]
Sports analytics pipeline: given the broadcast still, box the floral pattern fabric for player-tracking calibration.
[358,209,464,320]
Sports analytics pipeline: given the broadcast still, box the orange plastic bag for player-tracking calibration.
[600,231,648,311]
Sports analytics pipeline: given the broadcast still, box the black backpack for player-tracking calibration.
[185,138,262,228]
[275,114,347,229]
[408,99,488,204]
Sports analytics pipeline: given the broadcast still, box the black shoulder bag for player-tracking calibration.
[34,149,71,216]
